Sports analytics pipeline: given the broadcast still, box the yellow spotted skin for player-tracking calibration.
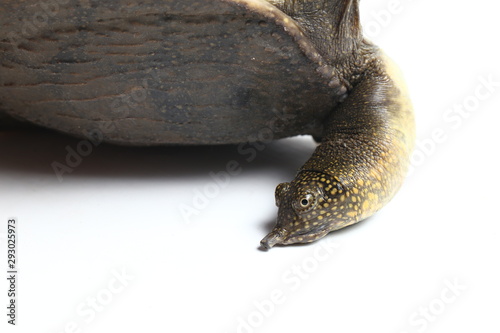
[261,49,415,249]
[259,0,415,249]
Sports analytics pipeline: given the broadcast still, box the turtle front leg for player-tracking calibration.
[261,52,415,249]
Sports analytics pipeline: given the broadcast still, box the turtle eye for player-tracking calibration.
[294,193,315,212]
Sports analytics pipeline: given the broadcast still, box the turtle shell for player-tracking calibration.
[0,0,344,145]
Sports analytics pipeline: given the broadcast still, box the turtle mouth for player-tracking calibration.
[260,225,330,249]
[280,229,330,246]
[260,227,287,250]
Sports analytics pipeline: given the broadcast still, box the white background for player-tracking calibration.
[1,0,500,332]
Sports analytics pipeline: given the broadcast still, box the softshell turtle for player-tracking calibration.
[0,0,415,249]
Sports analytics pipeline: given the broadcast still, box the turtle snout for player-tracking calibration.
[260,227,286,250]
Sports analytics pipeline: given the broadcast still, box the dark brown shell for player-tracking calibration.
[0,0,344,145]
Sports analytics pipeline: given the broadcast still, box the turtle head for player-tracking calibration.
[261,171,354,249]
